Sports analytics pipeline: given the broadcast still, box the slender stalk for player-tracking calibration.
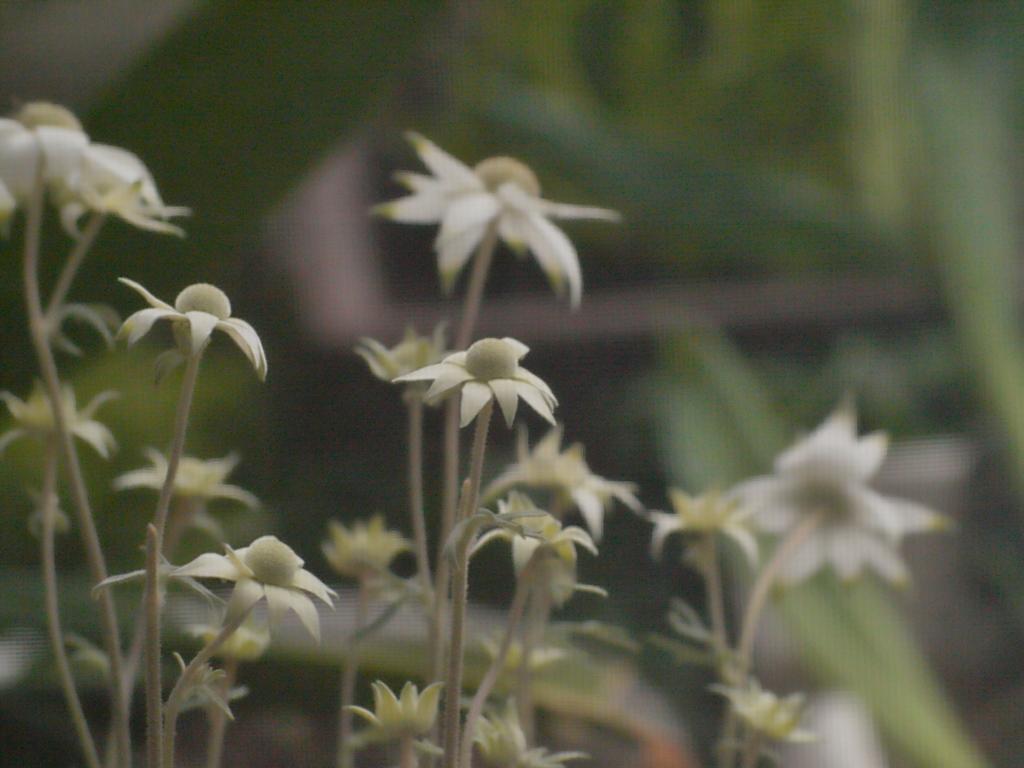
[459,557,539,768]
[337,580,370,768]
[454,226,498,351]
[44,212,107,318]
[152,351,205,540]
[407,390,438,679]
[434,229,500,683]
[738,732,765,768]
[21,171,130,768]
[163,606,253,768]
[142,349,205,768]
[515,585,551,747]
[719,514,823,768]
[39,440,103,768]
[204,656,238,768]
[701,535,729,664]
[144,524,164,768]
[441,400,494,768]
[399,734,417,768]
[734,514,823,679]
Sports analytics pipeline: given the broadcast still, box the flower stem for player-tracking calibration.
[21,171,130,768]
[434,229,500,684]
[400,733,417,768]
[700,535,729,665]
[204,656,238,768]
[441,399,494,768]
[459,555,539,768]
[407,390,438,678]
[337,579,370,768]
[516,584,551,747]
[45,212,107,318]
[719,513,823,768]
[142,349,205,768]
[144,524,164,768]
[39,440,103,768]
[163,606,253,768]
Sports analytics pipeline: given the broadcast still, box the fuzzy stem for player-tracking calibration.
[400,733,418,768]
[142,349,205,768]
[39,440,103,768]
[45,212,107,318]
[700,535,729,665]
[515,585,551,747]
[337,579,370,768]
[21,169,130,768]
[434,229,500,684]
[738,731,765,768]
[441,399,494,768]
[144,524,164,768]
[459,556,539,768]
[720,514,823,768]
[204,656,238,768]
[406,390,438,677]
[163,606,253,768]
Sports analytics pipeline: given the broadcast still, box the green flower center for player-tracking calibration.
[242,537,301,586]
[16,102,84,132]
[175,284,232,319]
[465,338,519,381]
[474,157,540,197]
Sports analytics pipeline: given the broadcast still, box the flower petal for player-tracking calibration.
[375,189,447,223]
[225,578,265,623]
[459,380,494,427]
[406,132,481,190]
[291,568,338,606]
[488,378,520,427]
[181,311,220,353]
[118,278,175,311]
[513,380,556,425]
[119,307,176,347]
[648,511,682,559]
[173,552,241,581]
[522,213,583,307]
[219,318,268,381]
[266,585,321,641]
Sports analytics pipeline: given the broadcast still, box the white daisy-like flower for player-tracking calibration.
[322,515,411,581]
[0,102,187,237]
[171,535,337,642]
[473,698,587,768]
[355,323,450,384]
[0,381,117,459]
[117,279,267,381]
[473,493,598,607]
[394,337,556,428]
[730,406,946,584]
[482,424,642,541]
[649,487,758,567]
[711,678,815,744]
[113,448,259,509]
[375,132,620,307]
[347,680,444,745]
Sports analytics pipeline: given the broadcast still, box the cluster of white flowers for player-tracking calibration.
[0,102,187,237]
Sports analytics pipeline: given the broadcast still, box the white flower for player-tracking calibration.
[711,679,815,744]
[114,448,259,509]
[348,680,443,745]
[482,424,642,541]
[355,323,449,383]
[118,279,267,381]
[473,493,598,607]
[172,535,337,642]
[375,133,620,307]
[474,698,586,768]
[649,487,758,567]
[731,406,946,584]
[0,382,117,459]
[0,102,187,237]
[394,337,556,427]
